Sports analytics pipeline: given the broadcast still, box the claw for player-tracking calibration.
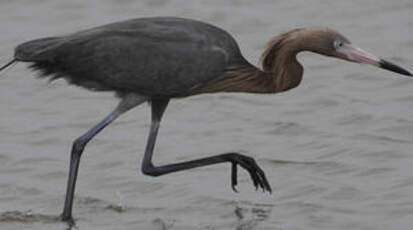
[231,162,238,193]
[226,153,272,194]
[249,159,272,193]
[251,173,259,190]
[259,170,272,193]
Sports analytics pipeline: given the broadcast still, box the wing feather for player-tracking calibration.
[15,17,242,97]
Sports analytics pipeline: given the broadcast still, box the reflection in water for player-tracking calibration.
[0,202,273,230]
[152,218,173,230]
[0,210,78,230]
[0,210,60,223]
[234,203,273,230]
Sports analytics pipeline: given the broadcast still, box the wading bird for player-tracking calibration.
[1,17,411,222]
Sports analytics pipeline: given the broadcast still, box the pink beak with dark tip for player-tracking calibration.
[339,44,413,76]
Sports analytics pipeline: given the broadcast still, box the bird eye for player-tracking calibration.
[334,40,343,49]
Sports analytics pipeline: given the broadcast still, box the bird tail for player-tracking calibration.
[0,58,17,75]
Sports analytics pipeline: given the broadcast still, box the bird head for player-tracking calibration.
[262,28,412,77]
[307,28,412,76]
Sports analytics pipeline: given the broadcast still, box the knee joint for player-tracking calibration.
[141,164,160,177]
[72,138,87,155]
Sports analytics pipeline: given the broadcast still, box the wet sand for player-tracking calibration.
[0,0,412,229]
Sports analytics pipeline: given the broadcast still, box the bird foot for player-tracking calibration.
[60,213,76,228]
[224,153,272,193]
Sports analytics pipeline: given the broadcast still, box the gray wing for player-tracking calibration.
[15,17,241,97]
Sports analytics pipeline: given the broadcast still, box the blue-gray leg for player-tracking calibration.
[61,94,147,222]
[141,99,272,194]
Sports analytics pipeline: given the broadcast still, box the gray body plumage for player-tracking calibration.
[14,17,247,97]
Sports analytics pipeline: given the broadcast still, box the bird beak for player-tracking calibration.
[339,44,412,76]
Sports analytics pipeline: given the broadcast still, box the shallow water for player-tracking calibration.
[0,0,412,229]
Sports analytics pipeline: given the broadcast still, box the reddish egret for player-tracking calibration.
[1,17,411,222]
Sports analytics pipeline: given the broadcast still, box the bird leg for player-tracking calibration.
[140,99,272,193]
[61,94,147,222]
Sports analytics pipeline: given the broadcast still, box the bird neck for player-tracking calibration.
[188,29,336,96]
[186,64,275,95]
[260,28,339,92]
[186,60,304,96]
[263,55,304,93]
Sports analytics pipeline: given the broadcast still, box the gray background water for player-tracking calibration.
[0,0,412,229]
